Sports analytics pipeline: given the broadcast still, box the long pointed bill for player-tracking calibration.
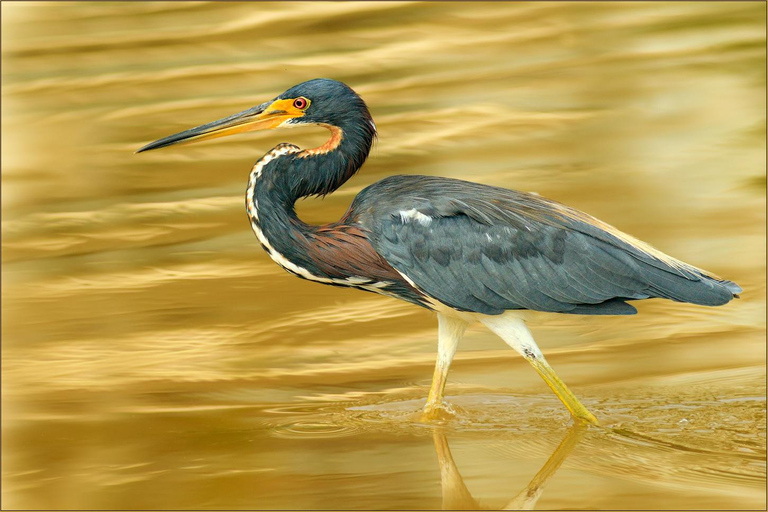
[136,98,306,153]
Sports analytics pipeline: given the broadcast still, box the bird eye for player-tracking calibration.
[293,97,308,110]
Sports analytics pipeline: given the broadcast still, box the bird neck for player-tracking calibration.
[245,119,375,278]
[285,118,376,200]
[253,117,375,219]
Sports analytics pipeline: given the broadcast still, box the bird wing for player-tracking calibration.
[352,176,739,316]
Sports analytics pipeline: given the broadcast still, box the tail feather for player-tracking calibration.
[722,280,743,297]
[641,266,740,306]
[566,212,741,307]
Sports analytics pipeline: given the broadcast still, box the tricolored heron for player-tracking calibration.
[138,78,741,426]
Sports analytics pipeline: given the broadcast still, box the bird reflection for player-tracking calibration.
[433,424,587,510]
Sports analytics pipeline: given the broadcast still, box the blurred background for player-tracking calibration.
[2,2,765,509]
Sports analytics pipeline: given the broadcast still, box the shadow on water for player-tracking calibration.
[257,387,765,508]
[2,382,765,509]
[433,423,587,510]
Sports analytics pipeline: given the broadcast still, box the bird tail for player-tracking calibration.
[645,271,741,306]
[562,207,742,308]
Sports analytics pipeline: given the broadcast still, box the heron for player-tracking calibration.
[138,78,741,426]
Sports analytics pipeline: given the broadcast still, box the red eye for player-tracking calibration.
[293,97,308,110]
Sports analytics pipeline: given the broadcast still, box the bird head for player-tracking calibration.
[136,78,374,153]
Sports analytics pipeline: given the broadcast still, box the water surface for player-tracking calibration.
[2,2,765,509]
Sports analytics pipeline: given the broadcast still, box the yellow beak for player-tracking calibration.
[136,98,306,153]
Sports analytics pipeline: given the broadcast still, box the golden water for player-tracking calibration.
[2,2,765,509]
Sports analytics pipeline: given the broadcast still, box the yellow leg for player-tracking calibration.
[529,356,598,425]
[479,313,599,426]
[425,362,448,410]
[422,314,468,421]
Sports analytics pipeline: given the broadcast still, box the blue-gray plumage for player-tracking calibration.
[350,175,740,316]
[138,78,741,426]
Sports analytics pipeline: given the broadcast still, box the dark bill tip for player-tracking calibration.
[135,102,271,154]
[135,130,194,153]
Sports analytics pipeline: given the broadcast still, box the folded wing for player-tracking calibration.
[352,176,740,316]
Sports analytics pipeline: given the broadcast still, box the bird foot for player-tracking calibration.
[420,400,459,422]
[571,410,600,427]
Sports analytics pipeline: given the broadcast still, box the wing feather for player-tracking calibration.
[350,175,739,315]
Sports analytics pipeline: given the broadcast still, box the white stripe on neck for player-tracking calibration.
[245,144,393,292]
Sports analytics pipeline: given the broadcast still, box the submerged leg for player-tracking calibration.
[479,313,599,426]
[422,313,469,420]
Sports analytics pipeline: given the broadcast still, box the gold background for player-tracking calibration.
[2,2,765,509]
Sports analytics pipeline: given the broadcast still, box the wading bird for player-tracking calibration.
[138,79,740,425]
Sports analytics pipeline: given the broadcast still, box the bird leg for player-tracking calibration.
[527,356,598,425]
[422,313,468,421]
[479,313,599,426]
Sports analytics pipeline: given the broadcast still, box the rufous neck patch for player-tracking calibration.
[300,124,343,158]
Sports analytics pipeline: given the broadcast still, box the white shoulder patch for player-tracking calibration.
[399,208,432,226]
